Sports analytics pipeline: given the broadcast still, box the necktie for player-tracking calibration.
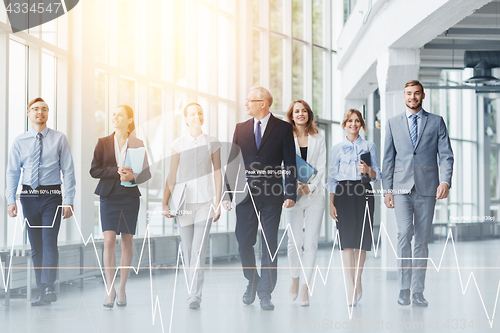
[255,120,262,150]
[31,132,43,189]
[409,114,418,148]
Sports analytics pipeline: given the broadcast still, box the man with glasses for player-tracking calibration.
[6,97,76,306]
[222,87,297,310]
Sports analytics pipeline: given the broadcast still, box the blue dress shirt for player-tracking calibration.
[6,127,76,205]
[405,108,423,138]
[326,136,381,193]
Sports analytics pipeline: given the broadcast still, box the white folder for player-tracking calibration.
[168,183,186,217]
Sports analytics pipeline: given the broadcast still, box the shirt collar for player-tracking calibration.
[343,135,362,146]
[186,131,205,143]
[406,108,423,119]
[28,126,50,138]
[254,112,271,127]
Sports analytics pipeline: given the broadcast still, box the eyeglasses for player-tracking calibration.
[245,99,264,103]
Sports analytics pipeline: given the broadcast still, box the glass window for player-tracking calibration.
[41,15,57,45]
[253,30,261,86]
[491,147,498,198]
[175,0,187,86]
[313,47,324,117]
[462,142,474,204]
[148,0,163,79]
[95,0,107,63]
[292,0,305,40]
[292,42,305,100]
[41,53,57,129]
[270,0,284,33]
[8,40,28,148]
[253,0,261,26]
[218,15,229,99]
[95,71,107,142]
[270,35,284,111]
[197,4,211,94]
[118,0,136,71]
[218,103,229,142]
[313,0,324,46]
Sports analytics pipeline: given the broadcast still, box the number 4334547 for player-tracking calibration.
[6,2,63,14]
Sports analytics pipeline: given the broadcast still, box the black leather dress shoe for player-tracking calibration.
[412,292,428,307]
[43,286,57,303]
[398,289,411,306]
[31,293,49,306]
[242,283,258,305]
[260,296,275,311]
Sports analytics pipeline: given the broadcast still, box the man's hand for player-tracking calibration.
[283,199,295,208]
[62,205,73,219]
[222,200,232,211]
[384,193,394,209]
[7,204,17,217]
[329,204,338,222]
[436,183,449,200]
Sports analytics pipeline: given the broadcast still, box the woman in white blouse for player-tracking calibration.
[162,103,222,310]
[327,109,381,307]
[284,100,326,306]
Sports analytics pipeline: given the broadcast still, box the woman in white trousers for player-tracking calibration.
[163,103,222,310]
[283,100,326,306]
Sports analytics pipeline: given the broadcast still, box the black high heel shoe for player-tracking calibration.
[103,290,116,309]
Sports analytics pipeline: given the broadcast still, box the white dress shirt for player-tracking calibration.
[114,136,128,167]
[171,132,221,204]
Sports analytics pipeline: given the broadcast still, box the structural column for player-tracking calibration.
[376,48,420,280]
[66,0,96,240]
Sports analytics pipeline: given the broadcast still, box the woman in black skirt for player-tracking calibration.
[327,109,381,307]
[90,105,150,308]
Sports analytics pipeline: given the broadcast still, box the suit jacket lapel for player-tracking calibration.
[307,134,317,162]
[108,133,118,167]
[258,113,277,152]
[401,113,414,149]
[243,119,258,153]
[414,110,428,149]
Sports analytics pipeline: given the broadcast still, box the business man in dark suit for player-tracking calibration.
[222,87,297,310]
[383,80,454,307]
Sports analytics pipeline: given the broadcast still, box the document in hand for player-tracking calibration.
[284,154,318,202]
[121,147,146,187]
[168,183,187,217]
[360,152,371,183]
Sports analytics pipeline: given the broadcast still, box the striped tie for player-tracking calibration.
[30,132,43,189]
[409,114,418,148]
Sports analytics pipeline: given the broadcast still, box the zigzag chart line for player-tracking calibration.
[1,182,499,332]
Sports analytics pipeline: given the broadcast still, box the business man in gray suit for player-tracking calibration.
[382,80,454,307]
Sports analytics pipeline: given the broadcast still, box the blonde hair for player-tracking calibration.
[250,86,273,108]
[342,109,367,133]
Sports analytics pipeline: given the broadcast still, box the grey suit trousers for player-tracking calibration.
[394,187,436,293]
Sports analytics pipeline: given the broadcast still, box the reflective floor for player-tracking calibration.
[1,239,500,333]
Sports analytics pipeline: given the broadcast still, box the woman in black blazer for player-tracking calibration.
[90,105,150,309]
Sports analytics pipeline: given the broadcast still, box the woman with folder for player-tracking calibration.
[284,100,326,306]
[162,103,222,310]
[326,109,381,307]
[90,105,151,308]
